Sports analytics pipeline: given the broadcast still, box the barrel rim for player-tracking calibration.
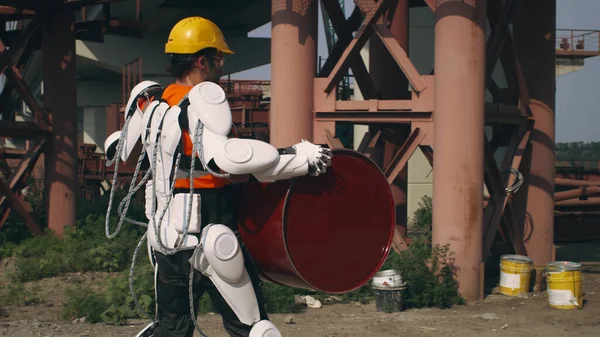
[501,254,533,264]
[281,148,396,294]
[547,261,582,271]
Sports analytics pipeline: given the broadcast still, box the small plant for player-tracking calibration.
[0,283,44,307]
[411,195,432,231]
[62,285,108,324]
[379,195,464,309]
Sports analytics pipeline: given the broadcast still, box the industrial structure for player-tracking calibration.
[0,0,597,302]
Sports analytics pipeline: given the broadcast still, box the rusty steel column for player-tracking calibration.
[43,10,78,236]
[369,0,411,237]
[432,0,487,301]
[512,0,556,266]
[370,0,409,99]
[270,0,318,148]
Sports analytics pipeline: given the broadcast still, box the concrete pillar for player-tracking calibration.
[270,0,318,148]
[432,0,487,301]
[83,106,107,153]
[43,10,78,236]
[512,0,556,266]
[369,0,411,237]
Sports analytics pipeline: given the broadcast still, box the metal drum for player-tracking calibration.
[238,148,395,294]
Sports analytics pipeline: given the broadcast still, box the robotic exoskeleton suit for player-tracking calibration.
[104,77,332,337]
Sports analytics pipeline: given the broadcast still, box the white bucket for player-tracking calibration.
[372,269,403,289]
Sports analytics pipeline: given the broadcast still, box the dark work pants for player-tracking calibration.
[153,185,269,337]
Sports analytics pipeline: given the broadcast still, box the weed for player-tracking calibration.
[62,285,109,324]
[0,283,44,307]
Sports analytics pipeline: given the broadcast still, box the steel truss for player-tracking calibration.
[0,0,145,235]
[310,0,555,300]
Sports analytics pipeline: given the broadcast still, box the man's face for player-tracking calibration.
[196,51,225,84]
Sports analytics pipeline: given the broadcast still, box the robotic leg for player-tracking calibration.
[189,224,282,337]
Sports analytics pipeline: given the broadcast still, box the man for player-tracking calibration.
[106,15,331,337]
[152,17,269,337]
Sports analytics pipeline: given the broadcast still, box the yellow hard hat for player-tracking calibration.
[165,16,234,55]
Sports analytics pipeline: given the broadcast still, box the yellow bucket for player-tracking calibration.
[545,261,583,310]
[499,254,533,296]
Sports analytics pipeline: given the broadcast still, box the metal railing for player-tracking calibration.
[556,29,600,55]
[121,58,142,105]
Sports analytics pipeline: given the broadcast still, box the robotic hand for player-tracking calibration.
[293,139,333,177]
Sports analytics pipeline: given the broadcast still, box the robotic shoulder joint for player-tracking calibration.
[187,82,232,136]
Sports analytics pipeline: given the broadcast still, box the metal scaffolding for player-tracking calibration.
[0,0,146,236]
[0,0,579,302]
[273,0,556,300]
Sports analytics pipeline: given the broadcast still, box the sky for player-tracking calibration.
[229,0,600,144]
[555,0,600,143]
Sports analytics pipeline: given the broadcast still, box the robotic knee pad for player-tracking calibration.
[249,320,282,337]
[191,224,282,333]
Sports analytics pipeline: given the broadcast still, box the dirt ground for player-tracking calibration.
[1,242,599,337]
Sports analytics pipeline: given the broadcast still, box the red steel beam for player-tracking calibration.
[0,177,41,235]
[512,0,556,267]
[0,138,46,213]
[555,178,600,187]
[555,186,600,202]
[482,126,531,258]
[555,198,600,207]
[432,0,487,301]
[42,9,78,237]
[319,0,375,99]
[424,0,435,12]
[369,0,411,245]
[324,0,395,95]
[373,23,427,93]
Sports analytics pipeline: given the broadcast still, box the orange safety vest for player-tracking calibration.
[161,84,233,189]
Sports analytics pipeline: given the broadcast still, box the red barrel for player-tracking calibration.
[238,149,395,294]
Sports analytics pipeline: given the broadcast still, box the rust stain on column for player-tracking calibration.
[512,0,556,267]
[432,0,486,301]
[43,10,77,236]
[370,0,411,237]
[270,0,317,148]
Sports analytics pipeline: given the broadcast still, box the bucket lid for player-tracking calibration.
[501,254,533,263]
[374,269,401,278]
[372,283,407,291]
[547,261,581,271]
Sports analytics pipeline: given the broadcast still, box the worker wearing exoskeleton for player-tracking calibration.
[104,16,332,337]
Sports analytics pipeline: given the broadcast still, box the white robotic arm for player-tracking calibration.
[103,80,163,162]
[212,138,332,182]
[186,82,332,183]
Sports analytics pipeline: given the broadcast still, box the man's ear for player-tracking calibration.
[195,56,205,71]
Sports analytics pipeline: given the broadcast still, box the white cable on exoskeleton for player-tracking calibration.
[105,90,160,237]
[196,119,230,179]
[105,114,132,239]
[115,147,151,228]
[129,232,155,323]
[189,244,209,337]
